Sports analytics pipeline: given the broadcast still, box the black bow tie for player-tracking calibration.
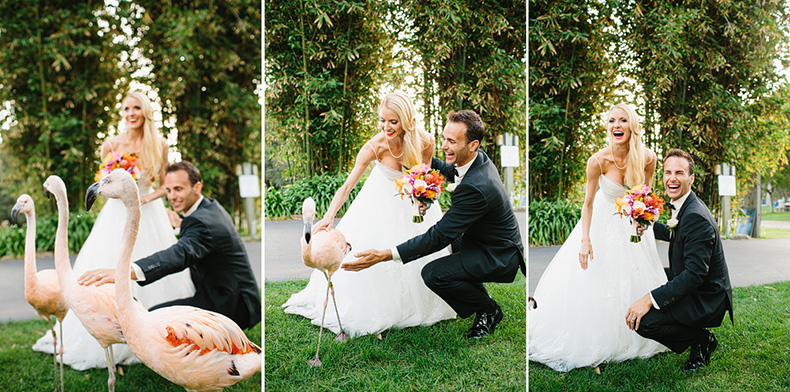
[452,165,459,177]
[668,203,676,211]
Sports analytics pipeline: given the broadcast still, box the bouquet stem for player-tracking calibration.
[630,221,641,243]
[412,202,423,223]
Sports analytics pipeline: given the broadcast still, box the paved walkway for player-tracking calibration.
[265,210,528,282]
[529,222,790,295]
[0,241,261,322]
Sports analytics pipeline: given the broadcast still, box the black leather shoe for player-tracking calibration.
[466,303,503,339]
[683,330,717,371]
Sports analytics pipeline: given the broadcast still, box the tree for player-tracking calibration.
[126,0,262,218]
[528,0,615,201]
[402,0,526,172]
[266,0,395,180]
[0,0,131,212]
[622,0,790,210]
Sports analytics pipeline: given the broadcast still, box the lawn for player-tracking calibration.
[759,227,790,239]
[265,273,527,392]
[0,318,261,391]
[760,209,790,221]
[529,281,790,391]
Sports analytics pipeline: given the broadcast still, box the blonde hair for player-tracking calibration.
[123,91,162,184]
[608,103,647,187]
[379,92,422,169]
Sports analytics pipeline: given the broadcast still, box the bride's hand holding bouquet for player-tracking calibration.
[615,184,664,243]
[395,163,446,223]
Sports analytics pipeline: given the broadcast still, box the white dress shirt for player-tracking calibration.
[132,195,204,281]
[649,190,692,309]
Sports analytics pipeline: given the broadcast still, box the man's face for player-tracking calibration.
[441,121,478,166]
[165,170,202,213]
[663,156,694,201]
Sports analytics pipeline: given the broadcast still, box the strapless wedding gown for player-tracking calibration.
[32,176,196,370]
[529,175,669,372]
[283,163,457,337]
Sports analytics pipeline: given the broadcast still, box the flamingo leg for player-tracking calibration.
[308,281,331,367]
[328,280,348,342]
[45,317,59,392]
[58,320,65,392]
[104,345,116,392]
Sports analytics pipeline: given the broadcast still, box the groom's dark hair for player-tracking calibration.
[447,110,485,144]
[166,161,203,185]
[664,149,695,175]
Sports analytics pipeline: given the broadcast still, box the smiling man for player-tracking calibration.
[344,110,525,340]
[625,149,733,371]
[79,161,261,330]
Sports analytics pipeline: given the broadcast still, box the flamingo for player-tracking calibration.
[86,169,260,392]
[300,197,351,367]
[12,194,69,392]
[44,175,127,392]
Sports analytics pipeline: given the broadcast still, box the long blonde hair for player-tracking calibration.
[608,103,647,187]
[124,91,162,184]
[379,92,422,170]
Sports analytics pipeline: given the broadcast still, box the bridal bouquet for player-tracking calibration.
[615,184,664,243]
[94,152,140,181]
[395,163,446,223]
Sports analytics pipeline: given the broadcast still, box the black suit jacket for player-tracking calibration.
[652,191,733,327]
[396,151,525,282]
[135,198,262,329]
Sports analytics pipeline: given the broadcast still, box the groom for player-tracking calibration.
[80,161,261,330]
[627,148,733,371]
[343,110,525,339]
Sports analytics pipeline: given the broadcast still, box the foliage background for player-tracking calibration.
[265,0,526,205]
[529,0,790,244]
[0,1,262,226]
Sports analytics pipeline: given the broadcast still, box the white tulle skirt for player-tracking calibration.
[529,179,669,372]
[32,186,196,370]
[282,163,457,337]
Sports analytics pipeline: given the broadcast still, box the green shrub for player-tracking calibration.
[265,172,364,220]
[529,198,582,246]
[0,210,98,259]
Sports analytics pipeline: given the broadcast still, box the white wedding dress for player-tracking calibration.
[282,162,457,337]
[529,175,669,372]
[32,175,196,370]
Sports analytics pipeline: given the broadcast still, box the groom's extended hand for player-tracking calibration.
[625,293,654,331]
[342,249,393,271]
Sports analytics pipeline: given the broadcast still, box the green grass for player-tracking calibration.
[265,273,527,391]
[529,281,790,391]
[0,318,261,391]
[761,210,790,221]
[760,227,790,239]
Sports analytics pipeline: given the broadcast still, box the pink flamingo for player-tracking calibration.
[12,194,69,392]
[45,175,126,392]
[86,169,260,391]
[300,197,350,367]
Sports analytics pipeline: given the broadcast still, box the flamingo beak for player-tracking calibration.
[10,201,24,225]
[85,177,108,211]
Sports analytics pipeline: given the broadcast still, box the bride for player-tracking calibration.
[32,91,196,370]
[282,91,456,337]
[529,103,669,372]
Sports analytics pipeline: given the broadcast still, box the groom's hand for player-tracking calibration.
[342,249,393,272]
[625,293,654,331]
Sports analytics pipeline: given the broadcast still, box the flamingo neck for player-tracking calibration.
[53,192,73,283]
[23,210,37,292]
[116,195,143,321]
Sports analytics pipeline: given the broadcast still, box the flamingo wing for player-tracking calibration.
[153,307,260,357]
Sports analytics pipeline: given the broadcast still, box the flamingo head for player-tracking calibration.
[86,169,138,211]
[43,175,67,202]
[11,194,34,225]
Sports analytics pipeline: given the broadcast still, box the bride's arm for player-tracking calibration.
[579,154,602,270]
[141,138,169,205]
[312,142,377,232]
